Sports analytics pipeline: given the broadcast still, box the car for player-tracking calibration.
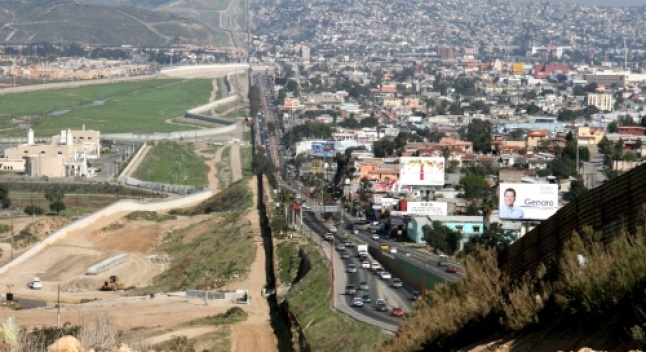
[372,221,380,226]
[345,285,357,295]
[391,278,403,288]
[28,277,42,290]
[359,281,370,291]
[438,255,449,267]
[411,290,422,300]
[341,251,351,259]
[361,260,371,268]
[380,271,392,280]
[345,223,354,230]
[352,297,364,307]
[345,241,355,248]
[380,243,389,251]
[329,226,337,233]
[324,233,334,241]
[391,307,404,317]
[446,266,458,274]
[336,244,346,251]
[375,299,387,312]
[375,267,385,275]
[371,262,381,271]
[361,294,372,303]
[347,264,358,273]
[389,246,398,254]
[359,254,369,262]
[371,233,380,240]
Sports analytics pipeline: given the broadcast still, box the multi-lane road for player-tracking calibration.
[252,72,463,330]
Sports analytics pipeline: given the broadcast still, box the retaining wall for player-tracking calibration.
[102,124,237,142]
[0,190,214,275]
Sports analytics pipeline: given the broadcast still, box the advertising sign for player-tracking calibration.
[406,202,448,216]
[374,179,413,193]
[311,141,335,157]
[399,157,445,186]
[499,183,559,220]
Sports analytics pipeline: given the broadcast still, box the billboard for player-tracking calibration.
[406,202,448,216]
[499,183,559,220]
[374,179,413,193]
[399,157,445,186]
[311,141,335,157]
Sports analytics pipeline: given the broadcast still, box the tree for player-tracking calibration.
[339,116,360,129]
[44,184,65,203]
[509,128,524,141]
[526,103,541,115]
[558,109,577,121]
[607,121,619,133]
[459,174,491,199]
[372,140,396,158]
[564,180,587,201]
[49,200,66,215]
[480,196,496,231]
[462,118,492,153]
[423,221,461,255]
[24,205,44,216]
[467,222,516,252]
[360,116,379,128]
[0,184,10,209]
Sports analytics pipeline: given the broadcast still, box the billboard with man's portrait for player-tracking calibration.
[499,183,559,220]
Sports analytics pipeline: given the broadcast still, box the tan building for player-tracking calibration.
[586,93,614,112]
[2,128,100,177]
[577,126,605,145]
[526,130,548,149]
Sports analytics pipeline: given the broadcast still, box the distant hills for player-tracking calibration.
[0,0,226,46]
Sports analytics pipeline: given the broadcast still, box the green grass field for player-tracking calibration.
[0,79,214,136]
[132,141,208,187]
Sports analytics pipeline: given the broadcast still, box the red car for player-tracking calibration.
[446,266,458,274]
[391,308,404,317]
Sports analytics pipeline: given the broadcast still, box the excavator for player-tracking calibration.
[100,275,125,291]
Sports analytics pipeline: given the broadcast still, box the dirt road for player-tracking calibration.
[228,178,277,352]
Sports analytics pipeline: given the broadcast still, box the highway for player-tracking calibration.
[301,210,412,331]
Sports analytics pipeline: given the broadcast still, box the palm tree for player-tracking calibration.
[480,195,497,232]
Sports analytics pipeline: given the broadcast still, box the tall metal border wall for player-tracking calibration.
[498,163,646,279]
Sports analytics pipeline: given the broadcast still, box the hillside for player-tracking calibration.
[0,0,224,46]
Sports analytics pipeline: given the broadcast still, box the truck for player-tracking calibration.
[358,244,368,257]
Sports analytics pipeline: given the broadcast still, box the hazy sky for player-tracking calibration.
[551,0,645,6]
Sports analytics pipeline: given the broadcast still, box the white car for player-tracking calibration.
[28,277,42,290]
[380,271,392,280]
[347,264,358,273]
[371,233,380,240]
[391,278,403,288]
[371,262,381,271]
[352,297,364,307]
[324,233,334,240]
[361,260,371,269]
[389,247,398,254]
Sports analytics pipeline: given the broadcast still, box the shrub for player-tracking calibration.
[24,205,44,216]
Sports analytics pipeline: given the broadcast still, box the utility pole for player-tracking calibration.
[330,237,334,302]
[57,284,61,327]
[203,270,210,306]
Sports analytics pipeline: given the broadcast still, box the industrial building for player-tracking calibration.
[0,127,101,177]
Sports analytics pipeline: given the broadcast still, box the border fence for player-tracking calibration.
[498,163,646,279]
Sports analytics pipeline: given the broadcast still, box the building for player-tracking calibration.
[534,63,569,79]
[438,46,454,60]
[586,93,614,112]
[1,127,100,177]
[301,45,310,64]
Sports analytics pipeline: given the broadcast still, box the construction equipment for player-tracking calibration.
[100,275,125,291]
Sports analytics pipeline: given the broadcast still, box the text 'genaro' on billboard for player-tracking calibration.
[398,157,445,186]
[499,183,559,220]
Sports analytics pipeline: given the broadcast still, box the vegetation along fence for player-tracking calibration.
[498,163,646,279]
